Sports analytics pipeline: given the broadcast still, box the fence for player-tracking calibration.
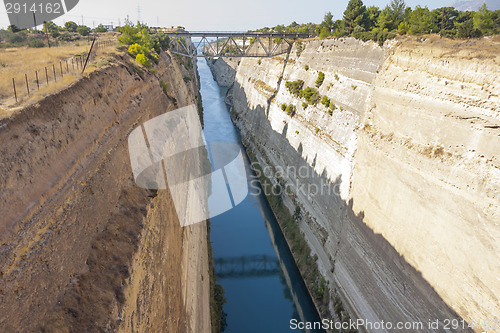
[9,38,116,104]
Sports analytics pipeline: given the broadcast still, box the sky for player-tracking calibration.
[0,0,463,30]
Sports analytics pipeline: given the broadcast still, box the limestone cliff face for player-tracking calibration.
[206,57,238,87]
[216,35,499,329]
[0,51,210,332]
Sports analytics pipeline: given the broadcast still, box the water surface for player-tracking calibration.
[198,57,324,333]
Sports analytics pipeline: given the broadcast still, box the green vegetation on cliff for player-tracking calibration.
[117,20,170,68]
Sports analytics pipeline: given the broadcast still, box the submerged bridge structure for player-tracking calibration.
[165,31,315,58]
[214,255,281,279]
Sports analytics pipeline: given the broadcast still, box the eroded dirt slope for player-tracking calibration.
[0,51,210,332]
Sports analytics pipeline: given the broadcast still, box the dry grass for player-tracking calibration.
[0,43,89,93]
[0,35,119,118]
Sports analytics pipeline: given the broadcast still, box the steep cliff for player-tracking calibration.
[0,51,210,332]
[215,35,499,330]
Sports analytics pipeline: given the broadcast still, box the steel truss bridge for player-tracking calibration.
[166,31,314,58]
[214,255,281,279]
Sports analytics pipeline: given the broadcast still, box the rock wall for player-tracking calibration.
[206,57,238,87]
[0,51,210,332]
[219,35,499,330]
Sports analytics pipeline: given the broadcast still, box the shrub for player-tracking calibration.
[315,127,320,134]
[76,25,91,36]
[128,43,143,56]
[281,103,287,111]
[302,102,308,108]
[376,30,396,46]
[329,102,337,111]
[136,53,152,68]
[151,33,170,53]
[258,59,262,65]
[304,64,309,71]
[334,73,339,81]
[95,24,108,33]
[321,95,330,107]
[351,84,357,90]
[58,32,73,42]
[295,40,303,57]
[285,80,304,96]
[302,87,320,105]
[315,71,325,88]
[7,31,27,43]
[352,30,396,46]
[27,38,45,48]
[286,104,296,117]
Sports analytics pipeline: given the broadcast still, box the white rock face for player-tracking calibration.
[215,35,500,330]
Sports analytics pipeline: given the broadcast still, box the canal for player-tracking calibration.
[198,57,324,333]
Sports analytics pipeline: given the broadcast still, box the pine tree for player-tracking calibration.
[377,6,394,31]
[343,0,369,34]
[367,6,381,29]
[473,4,493,33]
[321,12,334,33]
[390,0,406,27]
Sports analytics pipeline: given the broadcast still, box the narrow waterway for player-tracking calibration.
[198,57,324,333]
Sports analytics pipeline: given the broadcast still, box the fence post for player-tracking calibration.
[12,78,17,103]
[66,60,69,72]
[25,74,30,96]
[36,70,40,90]
[60,62,63,78]
[82,37,96,74]
[45,67,49,85]
[53,64,57,82]
[72,58,74,70]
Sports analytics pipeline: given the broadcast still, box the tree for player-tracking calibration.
[321,12,334,33]
[8,25,21,33]
[95,24,108,33]
[43,21,58,33]
[367,6,381,30]
[64,21,78,32]
[473,4,493,34]
[76,25,91,36]
[407,6,431,34]
[343,0,369,34]
[377,6,394,30]
[118,19,141,45]
[390,0,406,28]
[430,7,458,35]
[319,27,330,38]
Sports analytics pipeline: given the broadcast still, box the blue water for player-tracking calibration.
[198,57,324,333]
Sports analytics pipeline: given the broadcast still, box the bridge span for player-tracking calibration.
[165,31,315,58]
